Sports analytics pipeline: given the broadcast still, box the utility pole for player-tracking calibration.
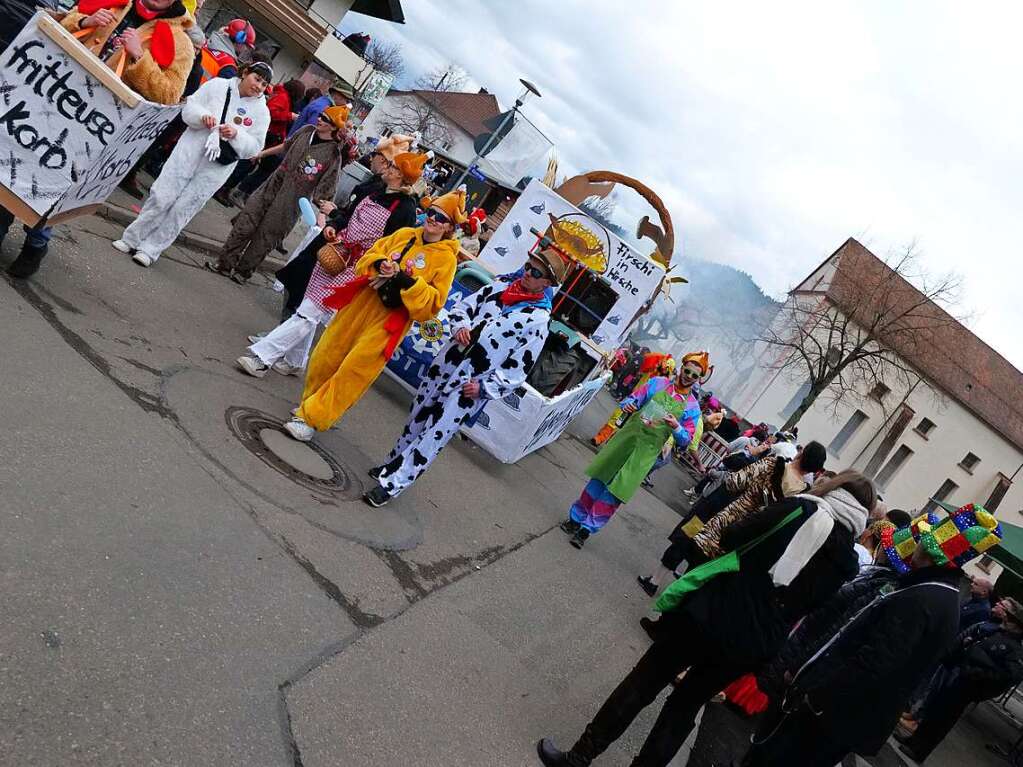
[452,78,541,189]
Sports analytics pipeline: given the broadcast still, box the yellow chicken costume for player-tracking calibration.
[295,224,459,432]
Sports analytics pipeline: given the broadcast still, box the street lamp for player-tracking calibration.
[452,78,542,189]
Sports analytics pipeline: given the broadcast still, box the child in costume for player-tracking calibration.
[363,245,568,507]
[561,352,709,548]
[111,62,271,268]
[235,150,426,377]
[282,190,466,442]
[210,104,355,282]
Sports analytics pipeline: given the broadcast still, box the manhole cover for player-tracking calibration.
[225,406,362,499]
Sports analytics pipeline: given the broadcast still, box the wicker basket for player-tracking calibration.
[316,243,350,276]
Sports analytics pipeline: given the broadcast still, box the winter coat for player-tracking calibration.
[787,565,962,755]
[758,565,899,699]
[289,94,331,136]
[674,495,859,669]
[61,3,196,105]
[265,84,294,145]
[691,455,807,559]
[942,621,1023,700]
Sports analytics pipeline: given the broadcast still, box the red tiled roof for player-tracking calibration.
[823,238,1023,452]
[392,89,502,138]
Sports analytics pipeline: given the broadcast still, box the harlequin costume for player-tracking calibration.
[285,190,466,440]
[114,71,270,266]
[60,0,198,105]
[365,246,569,505]
[563,352,709,548]
[237,152,425,375]
[216,106,355,280]
[592,352,675,446]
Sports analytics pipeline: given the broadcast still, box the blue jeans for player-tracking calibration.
[0,207,51,248]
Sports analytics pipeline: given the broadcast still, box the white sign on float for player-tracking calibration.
[0,13,180,224]
[477,180,664,348]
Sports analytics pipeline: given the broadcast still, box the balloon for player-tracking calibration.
[298,197,317,227]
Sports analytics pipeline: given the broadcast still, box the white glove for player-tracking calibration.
[203,128,221,162]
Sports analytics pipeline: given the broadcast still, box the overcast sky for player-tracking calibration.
[341,1,1023,369]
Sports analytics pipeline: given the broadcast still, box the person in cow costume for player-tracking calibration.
[362,243,570,507]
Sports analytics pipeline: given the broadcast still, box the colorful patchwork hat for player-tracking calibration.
[882,502,1002,574]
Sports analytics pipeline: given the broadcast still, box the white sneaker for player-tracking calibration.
[236,355,269,378]
[284,417,314,442]
[132,252,154,267]
[272,360,302,376]
[247,332,266,344]
[112,239,133,253]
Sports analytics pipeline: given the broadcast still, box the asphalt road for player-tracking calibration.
[0,216,702,766]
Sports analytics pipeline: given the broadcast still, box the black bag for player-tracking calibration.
[215,87,240,166]
[376,236,418,309]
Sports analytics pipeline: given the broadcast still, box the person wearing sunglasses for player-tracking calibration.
[363,246,570,506]
[560,352,710,548]
[282,189,466,442]
[209,104,356,283]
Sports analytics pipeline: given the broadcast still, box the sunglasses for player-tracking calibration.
[681,368,702,380]
[426,209,451,225]
[524,264,550,280]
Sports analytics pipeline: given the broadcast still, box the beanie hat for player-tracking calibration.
[393,151,430,184]
[376,134,415,162]
[320,105,350,131]
[882,503,1002,574]
[421,187,468,225]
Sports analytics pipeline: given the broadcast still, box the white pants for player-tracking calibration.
[249,298,332,369]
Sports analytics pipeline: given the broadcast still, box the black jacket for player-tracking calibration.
[944,621,1023,700]
[788,566,962,754]
[675,496,859,669]
[758,565,899,699]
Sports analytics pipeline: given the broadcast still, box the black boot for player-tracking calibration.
[536,738,590,766]
[367,466,383,481]
[7,242,47,278]
[560,518,581,535]
[636,575,657,597]
[569,528,590,549]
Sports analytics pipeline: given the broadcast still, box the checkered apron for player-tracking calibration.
[304,196,398,310]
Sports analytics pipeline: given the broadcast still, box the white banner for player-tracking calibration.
[0,13,179,219]
[478,179,665,349]
[479,116,552,187]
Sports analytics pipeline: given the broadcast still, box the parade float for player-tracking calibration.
[385,172,683,463]
[0,12,180,227]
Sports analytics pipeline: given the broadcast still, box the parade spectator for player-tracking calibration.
[236,150,424,377]
[363,245,568,507]
[209,105,355,283]
[740,502,1002,767]
[637,440,826,606]
[273,133,415,320]
[290,80,352,136]
[959,576,996,630]
[196,18,255,83]
[538,471,872,766]
[282,190,465,442]
[0,0,56,277]
[561,353,708,548]
[60,0,198,106]
[887,508,913,527]
[897,597,1023,762]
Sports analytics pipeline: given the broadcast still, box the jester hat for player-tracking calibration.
[881,502,1002,574]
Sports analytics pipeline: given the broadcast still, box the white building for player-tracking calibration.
[721,239,1023,539]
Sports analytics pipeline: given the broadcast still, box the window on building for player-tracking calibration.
[780,381,812,421]
[829,410,868,455]
[923,479,959,513]
[986,474,1012,511]
[959,452,981,473]
[869,382,891,402]
[875,445,914,490]
[915,417,936,438]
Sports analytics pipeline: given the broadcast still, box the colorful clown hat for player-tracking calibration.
[883,502,1002,574]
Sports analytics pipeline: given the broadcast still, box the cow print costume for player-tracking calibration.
[375,278,551,497]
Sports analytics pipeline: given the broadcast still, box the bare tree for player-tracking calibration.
[364,40,405,79]
[379,64,468,150]
[758,242,963,430]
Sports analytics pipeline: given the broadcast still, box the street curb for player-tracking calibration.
[97,202,288,273]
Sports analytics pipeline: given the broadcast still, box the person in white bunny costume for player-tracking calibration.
[111,61,272,268]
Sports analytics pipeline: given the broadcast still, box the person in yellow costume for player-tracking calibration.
[282,189,466,441]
